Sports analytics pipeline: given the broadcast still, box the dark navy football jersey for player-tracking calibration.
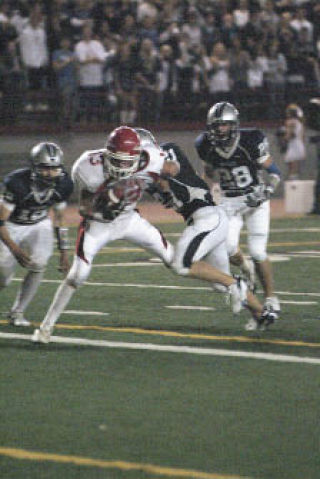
[195,128,270,197]
[2,168,73,224]
[160,142,215,220]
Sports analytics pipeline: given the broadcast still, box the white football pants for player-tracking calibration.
[220,196,270,261]
[171,206,230,277]
[68,210,173,287]
[0,218,54,287]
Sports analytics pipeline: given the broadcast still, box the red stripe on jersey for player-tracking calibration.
[76,218,88,263]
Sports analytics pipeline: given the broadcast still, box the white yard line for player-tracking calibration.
[166,305,216,311]
[279,301,318,305]
[92,262,160,267]
[1,332,320,365]
[12,278,320,297]
[64,310,109,316]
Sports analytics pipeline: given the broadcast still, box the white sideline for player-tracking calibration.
[1,332,320,365]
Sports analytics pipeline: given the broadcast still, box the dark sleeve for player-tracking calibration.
[194,133,207,161]
[3,174,20,205]
[57,174,74,202]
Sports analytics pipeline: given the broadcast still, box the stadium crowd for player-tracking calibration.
[0,0,319,127]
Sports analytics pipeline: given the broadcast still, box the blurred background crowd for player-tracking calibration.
[0,0,320,128]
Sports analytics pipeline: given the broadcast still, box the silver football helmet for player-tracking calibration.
[206,102,240,149]
[135,128,158,149]
[30,142,64,186]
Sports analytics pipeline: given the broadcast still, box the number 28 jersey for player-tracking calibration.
[195,128,270,197]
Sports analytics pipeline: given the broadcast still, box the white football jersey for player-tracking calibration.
[72,147,165,221]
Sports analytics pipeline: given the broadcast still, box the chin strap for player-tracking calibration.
[55,227,70,250]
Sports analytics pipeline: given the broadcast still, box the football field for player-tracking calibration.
[1,215,320,479]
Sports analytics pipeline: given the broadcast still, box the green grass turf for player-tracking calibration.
[0,215,320,479]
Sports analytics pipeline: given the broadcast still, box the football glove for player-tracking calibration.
[245,185,273,208]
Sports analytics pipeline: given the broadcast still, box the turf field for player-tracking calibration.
[1,214,320,479]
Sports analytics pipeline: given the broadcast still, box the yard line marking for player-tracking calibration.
[166,305,216,311]
[1,332,320,365]
[12,278,320,297]
[0,447,251,479]
[64,310,109,316]
[92,262,160,267]
[1,321,320,348]
[279,301,318,305]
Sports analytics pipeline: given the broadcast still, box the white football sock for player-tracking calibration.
[11,271,43,313]
[40,281,76,332]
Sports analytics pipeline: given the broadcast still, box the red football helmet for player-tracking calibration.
[104,126,141,179]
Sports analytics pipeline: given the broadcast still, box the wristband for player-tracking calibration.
[55,227,70,250]
[0,219,5,227]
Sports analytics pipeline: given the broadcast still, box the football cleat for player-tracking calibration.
[8,311,30,327]
[31,328,51,344]
[229,276,248,314]
[258,306,278,329]
[264,296,281,313]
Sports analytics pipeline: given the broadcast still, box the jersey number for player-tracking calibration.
[220,166,252,188]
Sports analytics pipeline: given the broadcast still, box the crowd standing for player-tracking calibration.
[0,0,320,127]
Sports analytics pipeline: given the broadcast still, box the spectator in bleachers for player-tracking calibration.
[219,13,239,48]
[181,7,203,47]
[19,6,49,112]
[118,14,138,45]
[137,0,159,23]
[137,15,159,48]
[205,41,232,104]
[159,21,181,59]
[69,0,94,41]
[156,43,177,121]
[264,40,287,118]
[75,24,107,121]
[113,40,138,124]
[233,0,250,31]
[135,37,161,123]
[0,7,18,53]
[52,36,78,128]
[260,0,280,35]
[201,10,220,55]
[229,35,251,93]
[1,39,25,123]
[290,7,313,43]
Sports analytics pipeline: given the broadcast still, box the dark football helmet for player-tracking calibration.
[104,126,141,179]
[30,142,64,187]
[206,102,240,149]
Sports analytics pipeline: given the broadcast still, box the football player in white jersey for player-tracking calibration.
[196,102,282,329]
[32,126,176,343]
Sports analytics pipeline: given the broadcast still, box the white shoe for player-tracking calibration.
[245,318,259,331]
[31,328,51,344]
[9,311,30,327]
[265,296,281,313]
[229,277,248,314]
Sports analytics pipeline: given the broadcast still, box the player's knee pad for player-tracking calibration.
[249,236,268,262]
[28,262,47,273]
[66,257,91,288]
